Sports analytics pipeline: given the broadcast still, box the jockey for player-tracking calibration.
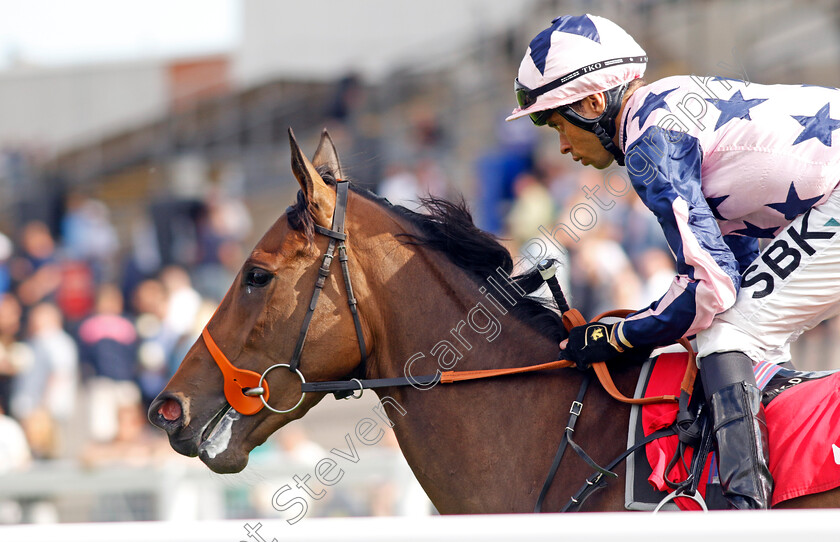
[509,14,840,510]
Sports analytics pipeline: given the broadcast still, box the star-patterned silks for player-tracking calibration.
[529,15,600,74]
[706,195,729,220]
[632,87,678,126]
[792,103,840,146]
[766,182,822,220]
[706,90,767,130]
[732,221,779,239]
[616,75,840,348]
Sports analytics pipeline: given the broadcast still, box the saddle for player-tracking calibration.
[532,265,840,511]
[626,352,840,510]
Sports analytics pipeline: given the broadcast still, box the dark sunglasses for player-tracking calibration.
[514,55,647,126]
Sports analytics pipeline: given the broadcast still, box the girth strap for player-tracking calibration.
[534,372,592,512]
[560,425,678,512]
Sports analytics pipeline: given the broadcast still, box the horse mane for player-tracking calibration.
[286,169,567,342]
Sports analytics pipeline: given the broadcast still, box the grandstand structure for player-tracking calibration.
[3,0,838,241]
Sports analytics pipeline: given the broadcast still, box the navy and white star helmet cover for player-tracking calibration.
[507,14,647,121]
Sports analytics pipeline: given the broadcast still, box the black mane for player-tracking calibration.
[287,171,566,342]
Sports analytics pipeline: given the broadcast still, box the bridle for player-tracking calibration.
[199,178,693,419]
[195,178,703,513]
[201,179,368,416]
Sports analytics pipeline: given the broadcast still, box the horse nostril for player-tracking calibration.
[148,394,186,432]
[158,398,183,422]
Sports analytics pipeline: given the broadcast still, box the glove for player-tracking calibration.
[562,322,625,371]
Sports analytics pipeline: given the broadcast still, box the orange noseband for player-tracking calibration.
[201,328,268,415]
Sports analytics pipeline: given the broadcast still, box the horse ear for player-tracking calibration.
[288,128,335,226]
[312,128,344,180]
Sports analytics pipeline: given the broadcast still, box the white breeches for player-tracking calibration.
[697,187,840,364]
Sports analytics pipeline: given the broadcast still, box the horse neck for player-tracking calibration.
[355,223,625,512]
[361,236,559,378]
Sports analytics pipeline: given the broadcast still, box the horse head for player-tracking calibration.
[148,129,373,473]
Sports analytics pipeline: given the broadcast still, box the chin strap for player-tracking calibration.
[558,83,628,166]
[592,123,626,166]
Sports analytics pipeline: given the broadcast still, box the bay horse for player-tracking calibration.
[148,129,840,512]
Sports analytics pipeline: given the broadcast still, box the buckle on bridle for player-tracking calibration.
[342,378,364,400]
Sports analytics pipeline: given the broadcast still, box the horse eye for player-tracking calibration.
[244,268,273,288]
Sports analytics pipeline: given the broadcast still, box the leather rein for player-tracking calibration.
[202,179,696,418]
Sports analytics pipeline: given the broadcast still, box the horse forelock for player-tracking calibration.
[285,167,337,246]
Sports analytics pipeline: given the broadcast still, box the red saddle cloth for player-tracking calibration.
[643,353,840,509]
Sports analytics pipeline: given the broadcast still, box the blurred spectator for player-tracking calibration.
[54,260,96,326]
[61,194,119,282]
[406,104,447,162]
[11,221,61,308]
[475,112,538,233]
[0,294,33,415]
[638,248,677,306]
[131,278,176,406]
[0,232,12,294]
[608,196,671,264]
[272,424,327,466]
[149,199,202,268]
[0,403,30,523]
[128,216,163,280]
[169,299,215,384]
[78,283,139,442]
[541,156,580,208]
[11,302,79,458]
[78,284,137,382]
[0,404,31,474]
[192,187,251,301]
[505,171,555,251]
[568,230,643,318]
[413,158,450,201]
[377,158,449,213]
[160,266,202,342]
[378,164,423,211]
[327,74,364,124]
[80,384,166,468]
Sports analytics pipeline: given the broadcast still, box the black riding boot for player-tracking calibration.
[700,351,773,509]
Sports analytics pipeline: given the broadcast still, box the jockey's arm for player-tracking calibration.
[615,125,743,350]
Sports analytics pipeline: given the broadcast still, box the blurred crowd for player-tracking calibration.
[0,187,250,472]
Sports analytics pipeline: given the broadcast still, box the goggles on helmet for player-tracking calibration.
[514,55,647,126]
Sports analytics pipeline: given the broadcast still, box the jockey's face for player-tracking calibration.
[546,94,615,169]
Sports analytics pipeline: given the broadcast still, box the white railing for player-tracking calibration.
[2,509,840,542]
[0,450,431,523]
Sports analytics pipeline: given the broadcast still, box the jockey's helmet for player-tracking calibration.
[507,14,647,165]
